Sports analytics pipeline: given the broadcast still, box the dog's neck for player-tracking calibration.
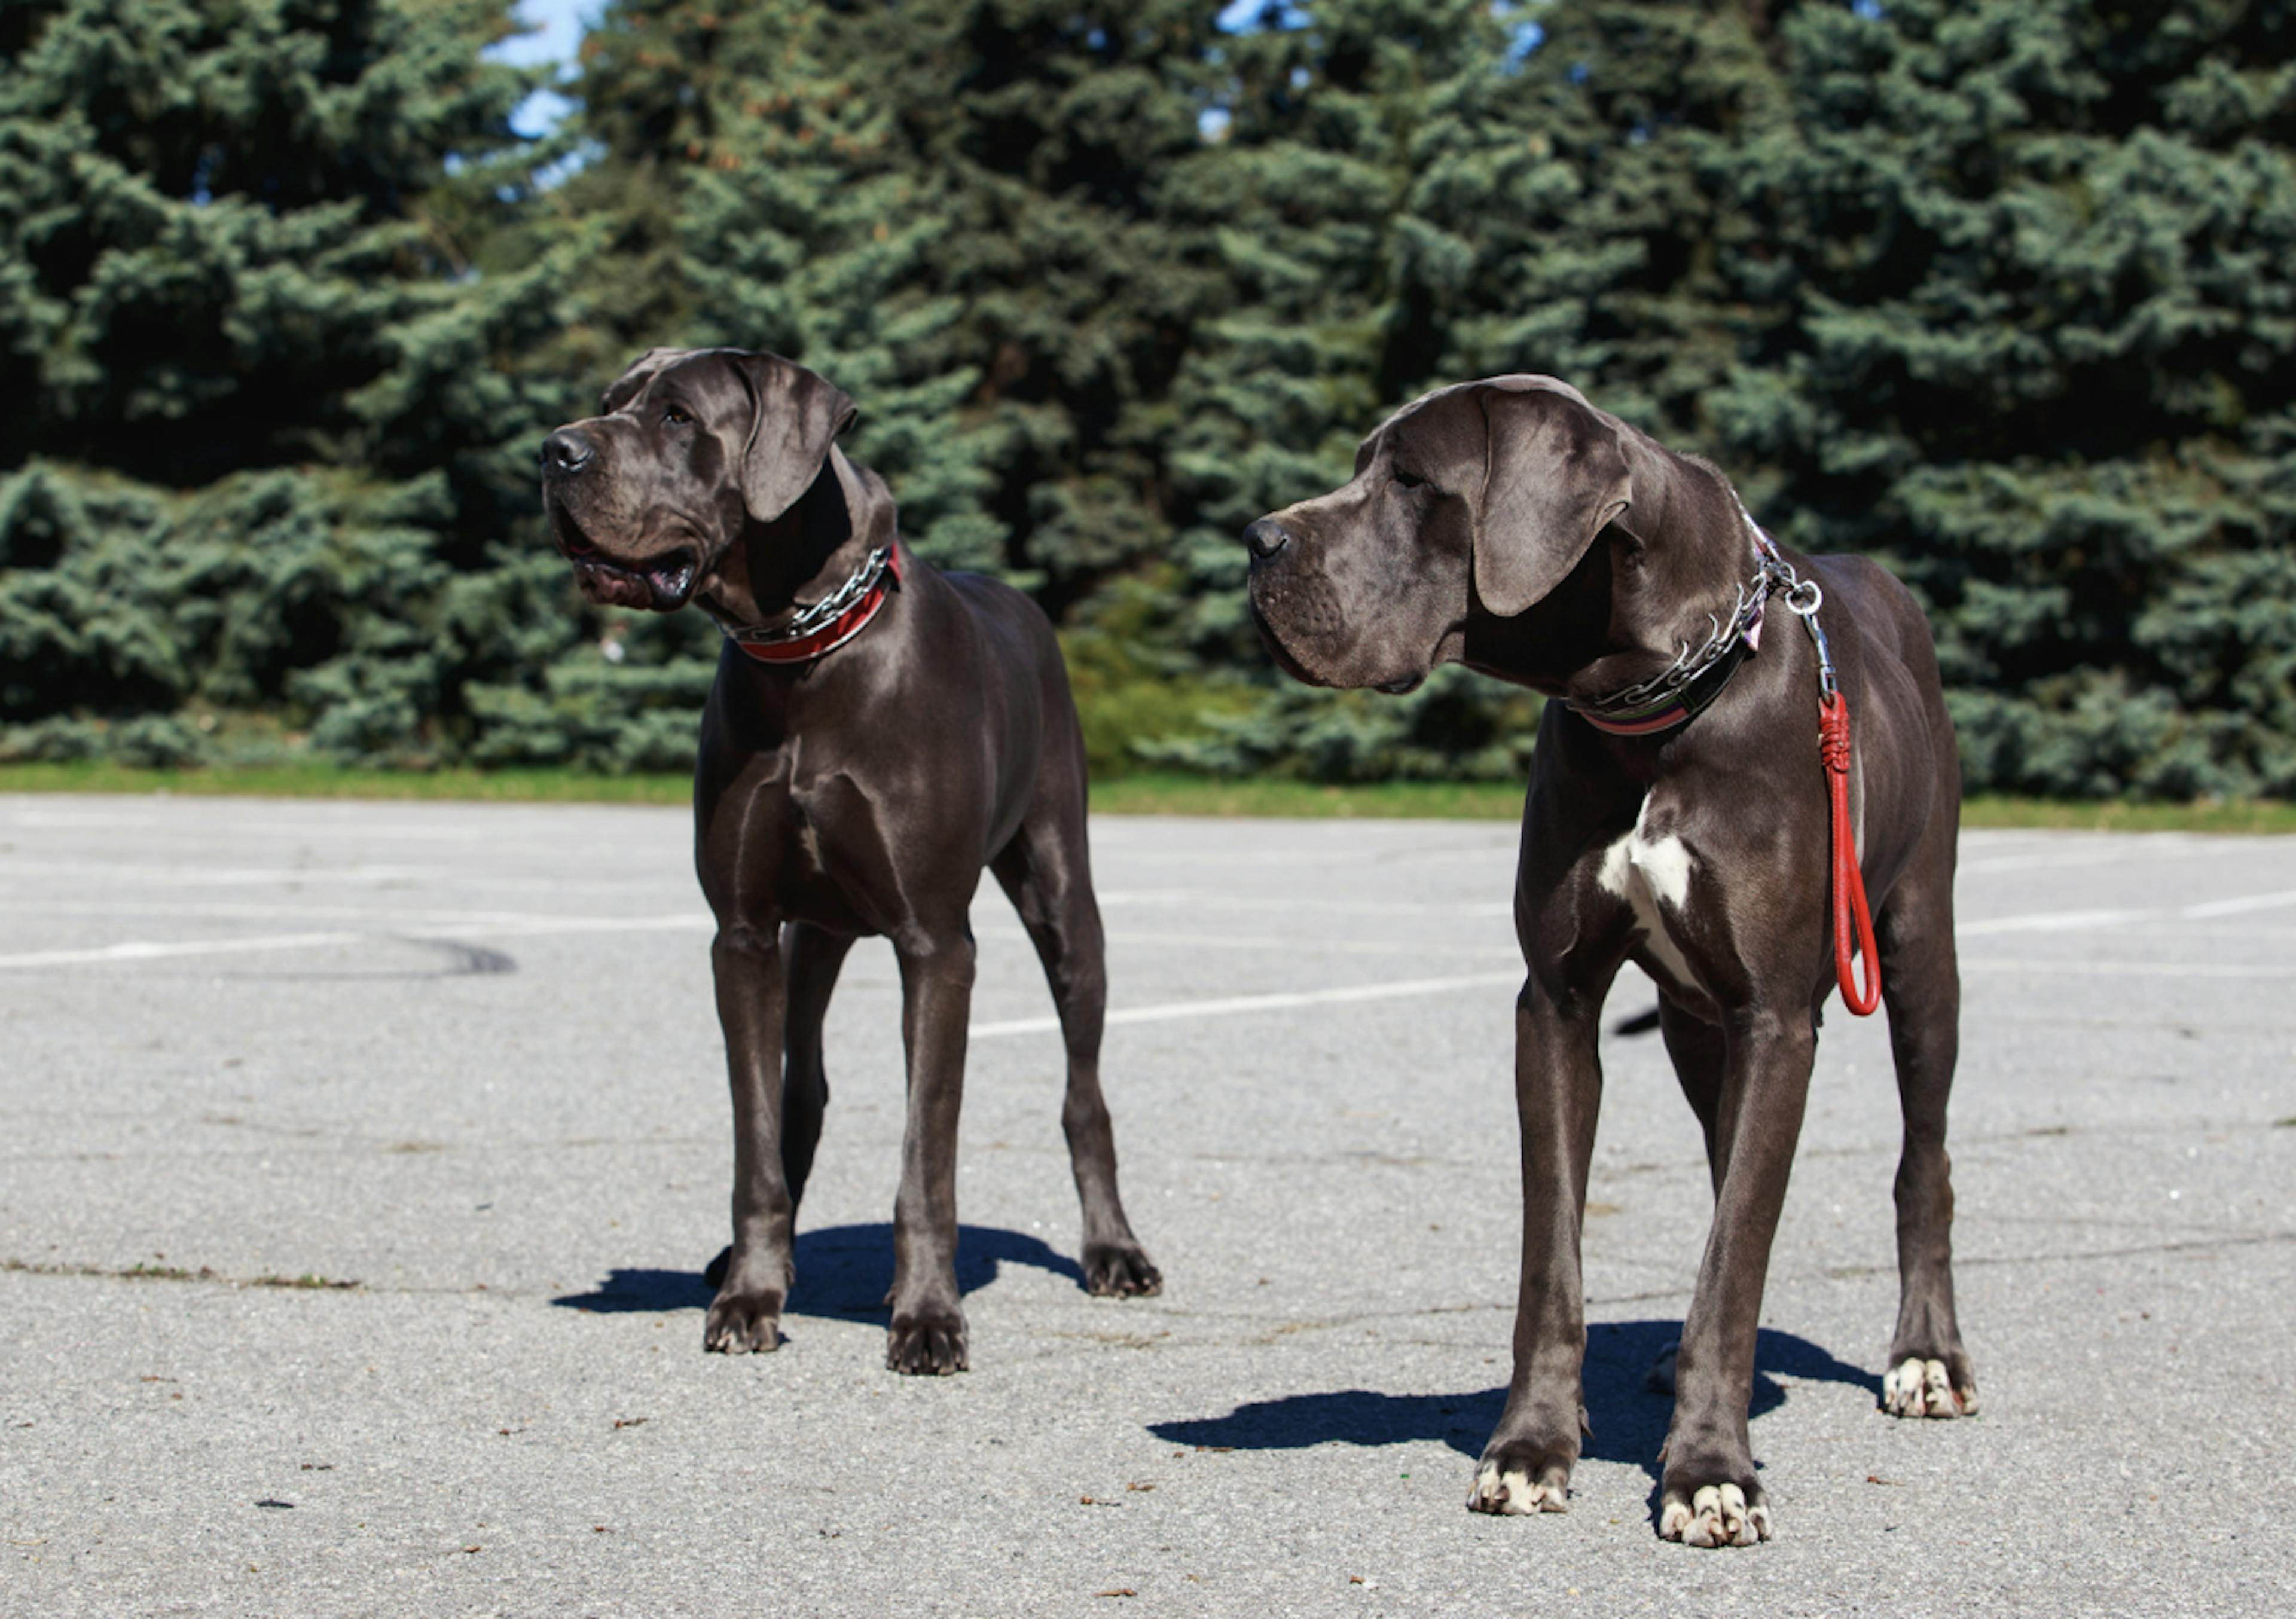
[697,447,889,634]
[1461,450,1761,707]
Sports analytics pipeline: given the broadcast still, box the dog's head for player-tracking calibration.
[1242,377,1634,692]
[540,347,856,611]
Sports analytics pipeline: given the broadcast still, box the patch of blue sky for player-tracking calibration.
[1217,0,1308,29]
[485,0,600,138]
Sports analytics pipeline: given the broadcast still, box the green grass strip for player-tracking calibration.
[1,762,2290,831]
[0,762,696,804]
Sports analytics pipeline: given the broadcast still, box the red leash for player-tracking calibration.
[1765,525,1883,1018]
[1819,691,1881,1015]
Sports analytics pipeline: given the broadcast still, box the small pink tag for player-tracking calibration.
[1744,604,1766,652]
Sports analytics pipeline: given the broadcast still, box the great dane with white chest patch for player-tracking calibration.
[1244,375,1974,1546]
[541,347,1161,1374]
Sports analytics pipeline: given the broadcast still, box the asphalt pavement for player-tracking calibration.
[1,793,2291,1617]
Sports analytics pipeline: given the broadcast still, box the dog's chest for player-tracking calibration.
[1593,802,1707,997]
[769,787,881,927]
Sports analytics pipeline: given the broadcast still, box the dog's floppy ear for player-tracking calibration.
[600,347,689,414]
[1472,387,1633,618]
[729,352,859,525]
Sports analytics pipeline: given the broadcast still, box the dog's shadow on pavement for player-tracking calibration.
[1147,1321,1879,1480]
[551,1223,1086,1320]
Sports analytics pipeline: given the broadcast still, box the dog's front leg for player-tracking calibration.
[885,931,975,1374]
[704,922,793,1354]
[1656,1007,1816,1547]
[1468,980,1604,1516]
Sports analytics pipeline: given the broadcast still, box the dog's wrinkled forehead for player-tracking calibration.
[1352,374,1599,476]
[599,347,748,419]
[1351,386,1481,478]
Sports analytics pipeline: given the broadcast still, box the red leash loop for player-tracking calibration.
[1819,691,1881,1015]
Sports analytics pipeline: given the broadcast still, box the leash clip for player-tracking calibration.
[1759,537,1839,703]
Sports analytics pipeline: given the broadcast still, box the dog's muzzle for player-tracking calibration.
[566,543,700,611]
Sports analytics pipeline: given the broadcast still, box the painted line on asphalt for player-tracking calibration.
[1959,889,2296,935]
[2180,887,2296,920]
[0,931,368,969]
[969,972,1525,1039]
[1957,908,2159,935]
[1959,957,2296,979]
[0,915,709,971]
[10,889,2296,979]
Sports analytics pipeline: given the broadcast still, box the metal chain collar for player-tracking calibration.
[718,545,894,647]
[1571,497,1833,722]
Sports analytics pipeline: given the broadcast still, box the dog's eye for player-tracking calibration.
[1393,468,1428,491]
[662,405,692,427]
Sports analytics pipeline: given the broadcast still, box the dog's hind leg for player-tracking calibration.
[1660,998,1727,1198]
[990,792,1162,1299]
[781,921,854,1216]
[1875,856,1977,1419]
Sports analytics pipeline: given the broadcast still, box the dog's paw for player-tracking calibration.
[1082,1241,1162,1298]
[1465,1439,1572,1516]
[886,1309,969,1376]
[1467,1461,1568,1516]
[1659,1481,1772,1548]
[703,1287,784,1355]
[1883,1356,1977,1418]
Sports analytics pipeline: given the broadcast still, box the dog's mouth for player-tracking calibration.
[1248,599,1329,689]
[1250,598,1425,695]
[554,510,702,612]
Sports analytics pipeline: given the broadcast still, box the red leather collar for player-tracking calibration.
[727,543,903,665]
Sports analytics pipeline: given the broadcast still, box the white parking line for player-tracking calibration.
[1958,908,2159,935]
[1960,957,2296,979]
[8,891,2296,1006]
[0,914,709,970]
[2180,887,2296,920]
[0,931,367,969]
[1959,890,2296,935]
[970,972,1524,1039]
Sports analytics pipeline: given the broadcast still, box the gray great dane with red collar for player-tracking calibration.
[1243,375,1974,1547]
[540,347,1161,1375]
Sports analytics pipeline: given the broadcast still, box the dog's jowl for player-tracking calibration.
[542,347,1160,1374]
[1244,375,1973,1546]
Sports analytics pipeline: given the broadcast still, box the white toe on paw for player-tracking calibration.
[1663,1483,1767,1548]
[1883,1357,1968,1418]
[1467,1463,1564,1516]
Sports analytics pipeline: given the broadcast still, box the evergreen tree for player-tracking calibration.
[1721,0,2296,795]
[1146,0,1573,780]
[0,0,586,764]
[2,0,2287,798]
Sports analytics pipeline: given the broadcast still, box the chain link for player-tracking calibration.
[1747,511,1838,701]
[721,545,894,646]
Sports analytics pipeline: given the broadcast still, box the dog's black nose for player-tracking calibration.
[542,429,596,474]
[1244,517,1292,561]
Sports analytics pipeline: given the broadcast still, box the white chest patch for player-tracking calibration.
[1596,800,1700,989]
